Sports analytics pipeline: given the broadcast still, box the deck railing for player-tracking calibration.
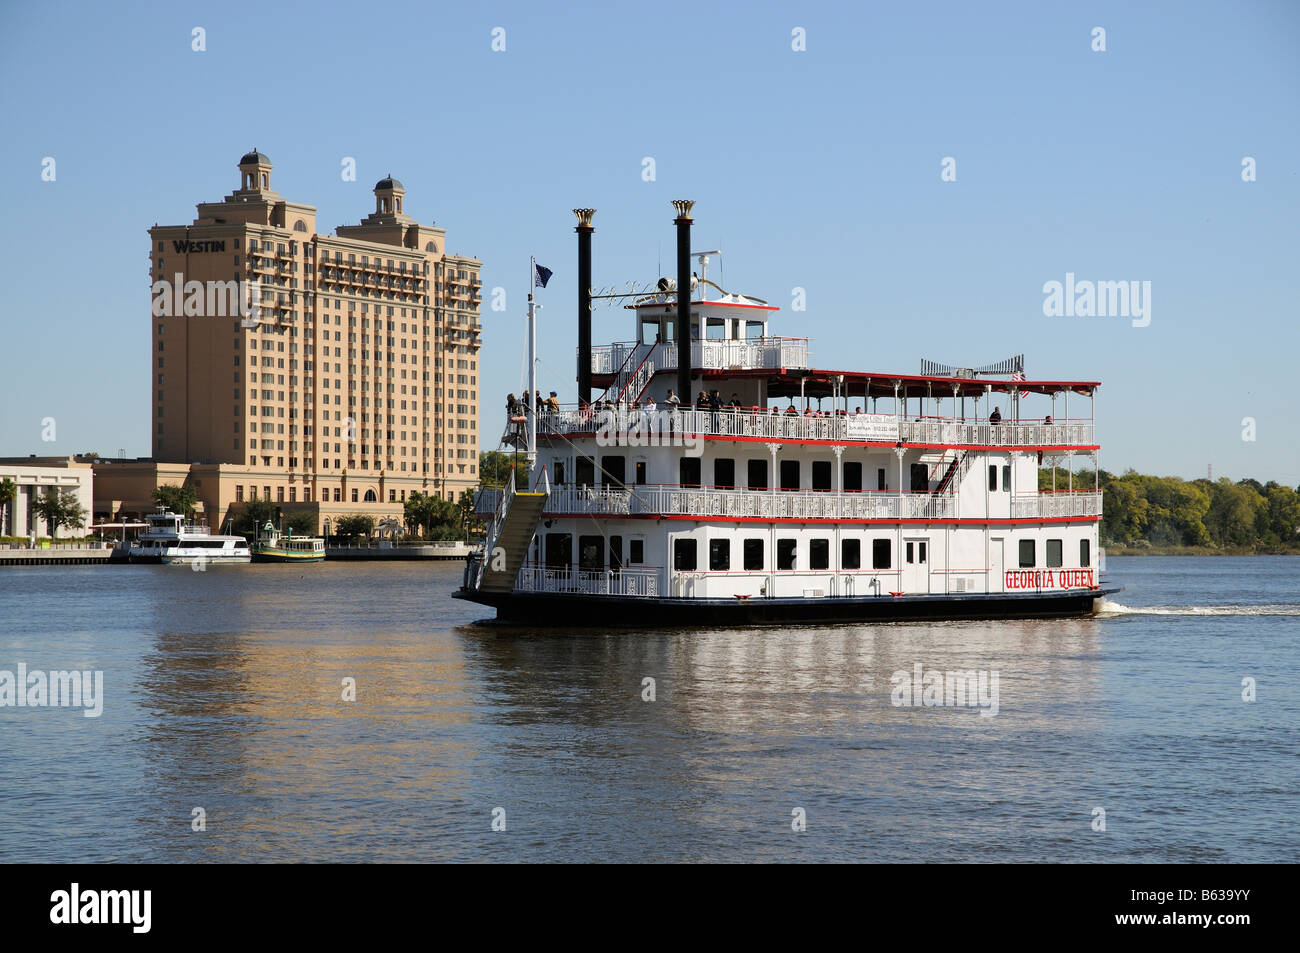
[589,337,810,375]
[515,563,660,597]
[1011,491,1103,519]
[479,484,959,521]
[532,406,1096,448]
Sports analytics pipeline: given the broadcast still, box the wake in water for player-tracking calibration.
[1098,599,1300,618]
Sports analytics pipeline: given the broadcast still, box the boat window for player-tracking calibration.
[779,460,799,491]
[706,317,726,340]
[679,457,701,487]
[1080,539,1090,567]
[578,536,603,570]
[714,458,735,488]
[776,538,797,570]
[634,460,647,485]
[842,538,861,570]
[629,538,644,564]
[1046,539,1063,568]
[747,459,768,490]
[743,538,764,571]
[545,533,572,568]
[600,455,625,487]
[809,538,829,570]
[872,539,891,569]
[609,536,623,571]
[575,456,595,486]
[812,461,832,491]
[709,539,730,571]
[641,316,659,345]
[745,321,765,340]
[673,538,697,571]
[843,461,862,493]
[1002,465,1011,491]
[906,542,914,564]
[877,468,887,491]
[1019,539,1036,568]
[910,464,929,492]
[554,460,566,485]
[988,466,998,492]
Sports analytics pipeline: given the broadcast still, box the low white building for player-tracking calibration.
[0,459,95,540]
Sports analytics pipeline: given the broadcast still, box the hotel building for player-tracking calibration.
[104,151,482,531]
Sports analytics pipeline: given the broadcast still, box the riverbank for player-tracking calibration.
[1106,544,1300,556]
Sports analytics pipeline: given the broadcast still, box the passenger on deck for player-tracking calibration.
[989,406,1002,425]
[506,394,519,417]
[545,391,559,412]
[730,393,742,408]
[1044,415,1052,425]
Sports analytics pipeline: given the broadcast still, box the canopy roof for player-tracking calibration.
[725,368,1098,400]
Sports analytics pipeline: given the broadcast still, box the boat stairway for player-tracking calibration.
[479,489,549,593]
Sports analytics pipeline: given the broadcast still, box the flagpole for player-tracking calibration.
[527,255,537,469]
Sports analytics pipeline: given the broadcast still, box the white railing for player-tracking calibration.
[522,484,956,521]
[1011,492,1103,518]
[474,468,516,588]
[534,407,1096,449]
[515,564,660,597]
[661,338,809,371]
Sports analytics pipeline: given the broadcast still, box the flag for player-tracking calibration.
[1011,370,1029,399]
[533,262,553,289]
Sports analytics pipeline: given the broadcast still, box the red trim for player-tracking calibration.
[541,514,1100,525]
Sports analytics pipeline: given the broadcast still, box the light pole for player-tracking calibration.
[323,517,331,547]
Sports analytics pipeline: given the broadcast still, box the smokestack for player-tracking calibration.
[574,208,595,407]
[672,200,694,404]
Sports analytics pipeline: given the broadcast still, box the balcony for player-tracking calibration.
[478,484,958,522]
[1011,492,1102,519]
[589,338,809,376]
[532,406,1097,449]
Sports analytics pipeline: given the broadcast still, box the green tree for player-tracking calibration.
[1204,478,1266,548]
[1266,485,1300,543]
[241,499,277,536]
[32,489,86,539]
[479,450,518,487]
[334,514,375,542]
[0,478,16,537]
[281,509,317,535]
[153,483,198,517]
[403,491,455,538]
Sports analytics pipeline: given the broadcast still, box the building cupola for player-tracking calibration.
[238,149,273,191]
[374,174,405,215]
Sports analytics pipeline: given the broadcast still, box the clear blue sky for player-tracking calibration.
[1,0,1296,483]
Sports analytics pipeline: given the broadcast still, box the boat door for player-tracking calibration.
[989,537,1005,593]
[902,537,930,594]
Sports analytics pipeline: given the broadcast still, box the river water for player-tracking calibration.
[0,556,1295,862]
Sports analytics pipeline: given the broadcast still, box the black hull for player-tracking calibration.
[453,586,1120,627]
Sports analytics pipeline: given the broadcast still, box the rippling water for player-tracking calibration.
[0,556,1296,862]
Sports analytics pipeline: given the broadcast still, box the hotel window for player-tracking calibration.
[351,488,358,502]
[1019,539,1036,568]
[842,538,861,570]
[872,539,891,569]
[276,487,284,502]
[333,488,341,502]
[1080,539,1091,567]
[709,539,730,571]
[743,538,764,571]
[235,485,244,502]
[1047,539,1063,568]
[264,486,271,501]
[389,489,396,502]
[289,487,297,503]
[776,539,797,570]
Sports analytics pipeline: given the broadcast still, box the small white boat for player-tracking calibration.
[128,509,251,564]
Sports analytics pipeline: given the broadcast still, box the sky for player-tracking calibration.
[0,0,1296,483]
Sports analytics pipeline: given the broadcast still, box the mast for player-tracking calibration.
[527,256,538,467]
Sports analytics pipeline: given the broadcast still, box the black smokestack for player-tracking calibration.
[574,209,595,407]
[673,200,694,404]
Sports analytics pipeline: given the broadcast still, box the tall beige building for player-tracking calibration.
[132,151,481,530]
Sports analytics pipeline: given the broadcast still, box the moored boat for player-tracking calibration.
[128,509,251,564]
[250,521,325,563]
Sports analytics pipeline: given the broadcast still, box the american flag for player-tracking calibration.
[1011,370,1029,399]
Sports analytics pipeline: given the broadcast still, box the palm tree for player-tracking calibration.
[0,478,16,537]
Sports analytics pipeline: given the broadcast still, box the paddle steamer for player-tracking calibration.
[458,202,1115,625]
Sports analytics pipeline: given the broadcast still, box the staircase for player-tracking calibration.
[598,342,657,405]
[475,469,550,593]
[935,451,967,494]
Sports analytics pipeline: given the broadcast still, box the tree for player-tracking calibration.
[241,499,277,536]
[0,478,15,537]
[334,514,375,542]
[479,450,518,487]
[281,509,317,535]
[404,491,455,538]
[32,489,86,540]
[153,483,197,517]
